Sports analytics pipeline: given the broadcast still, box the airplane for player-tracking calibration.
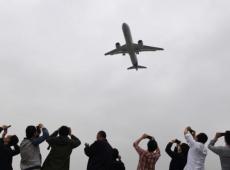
[105,23,164,70]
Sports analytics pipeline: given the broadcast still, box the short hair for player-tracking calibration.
[26,126,37,139]
[180,143,189,154]
[98,131,106,139]
[9,135,19,146]
[59,126,70,136]
[196,133,208,144]
[225,131,230,145]
[147,139,158,152]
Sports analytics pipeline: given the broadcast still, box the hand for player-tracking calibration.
[187,126,192,131]
[171,139,176,143]
[2,125,11,130]
[2,125,10,134]
[186,126,196,136]
[142,134,150,139]
[3,128,8,134]
[2,126,8,137]
[38,123,44,129]
[69,128,72,135]
[215,132,224,140]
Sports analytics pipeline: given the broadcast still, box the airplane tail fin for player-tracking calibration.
[127,65,147,70]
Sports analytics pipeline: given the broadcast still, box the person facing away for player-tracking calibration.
[165,138,189,170]
[111,148,126,170]
[20,123,49,170]
[0,125,20,170]
[184,126,208,170]
[208,131,230,170]
[41,126,81,170]
[84,130,113,170]
[133,133,160,170]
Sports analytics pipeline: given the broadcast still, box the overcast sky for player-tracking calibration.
[1,0,230,169]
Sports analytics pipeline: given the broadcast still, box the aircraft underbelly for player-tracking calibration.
[122,23,138,66]
[130,53,138,65]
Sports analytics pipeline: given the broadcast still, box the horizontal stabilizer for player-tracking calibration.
[127,65,147,70]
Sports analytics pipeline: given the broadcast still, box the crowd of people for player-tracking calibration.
[0,124,230,170]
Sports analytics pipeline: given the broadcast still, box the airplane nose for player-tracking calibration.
[122,23,128,31]
[122,23,127,28]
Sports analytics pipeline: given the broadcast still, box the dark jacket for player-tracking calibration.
[0,139,20,170]
[42,131,81,170]
[111,159,125,170]
[84,139,113,170]
[165,142,188,170]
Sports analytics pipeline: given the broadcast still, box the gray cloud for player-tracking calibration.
[0,0,230,169]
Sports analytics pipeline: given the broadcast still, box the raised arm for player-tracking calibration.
[184,127,196,146]
[68,129,81,148]
[70,134,81,148]
[208,132,224,155]
[46,130,59,144]
[165,141,177,158]
[133,134,150,155]
[32,124,49,145]
[0,125,9,139]
[2,128,8,140]
[84,142,96,157]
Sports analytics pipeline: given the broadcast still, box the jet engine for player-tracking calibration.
[138,40,143,48]
[115,42,120,49]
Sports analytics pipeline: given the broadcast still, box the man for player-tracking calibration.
[20,123,49,170]
[42,126,81,170]
[0,125,20,170]
[165,139,189,170]
[208,131,230,170]
[133,134,160,170]
[84,130,113,170]
[184,126,208,170]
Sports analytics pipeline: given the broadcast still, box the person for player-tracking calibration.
[41,126,81,170]
[184,126,208,170]
[133,133,160,170]
[0,125,20,170]
[0,126,2,133]
[111,148,126,170]
[165,138,189,170]
[208,131,230,170]
[84,130,113,170]
[20,123,49,170]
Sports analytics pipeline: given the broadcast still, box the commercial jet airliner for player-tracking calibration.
[105,23,164,70]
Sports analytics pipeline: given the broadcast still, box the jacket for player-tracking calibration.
[42,131,81,170]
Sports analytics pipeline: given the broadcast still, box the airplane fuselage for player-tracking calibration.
[122,23,138,67]
[105,22,163,70]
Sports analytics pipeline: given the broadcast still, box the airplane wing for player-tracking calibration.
[134,44,164,52]
[104,45,128,55]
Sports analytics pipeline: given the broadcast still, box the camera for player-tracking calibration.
[188,127,195,135]
[3,125,11,130]
[146,135,153,140]
[175,139,181,144]
[220,133,225,136]
[85,143,89,147]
